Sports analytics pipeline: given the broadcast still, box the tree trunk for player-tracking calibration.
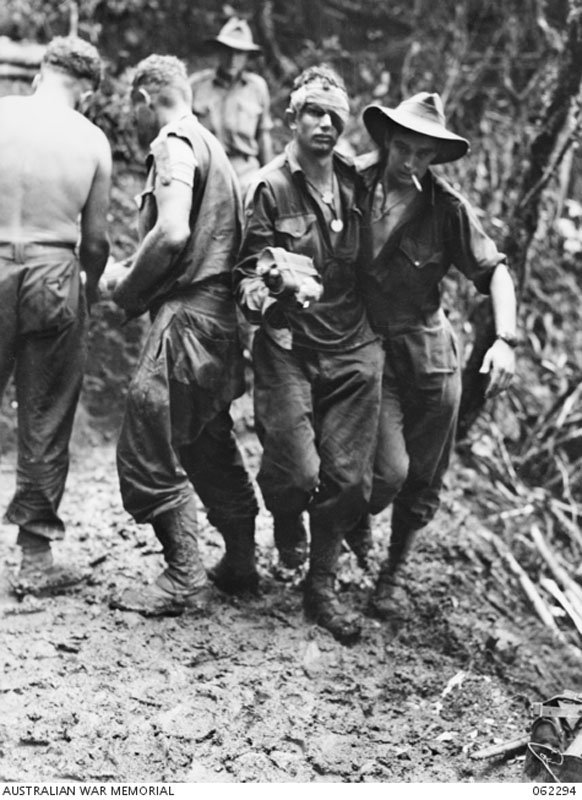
[253,0,296,80]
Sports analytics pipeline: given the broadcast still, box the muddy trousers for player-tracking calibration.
[253,331,383,574]
[0,244,85,541]
[119,406,257,535]
[177,411,258,535]
[369,338,462,569]
[116,288,258,534]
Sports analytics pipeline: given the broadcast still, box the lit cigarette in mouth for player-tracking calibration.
[411,174,423,192]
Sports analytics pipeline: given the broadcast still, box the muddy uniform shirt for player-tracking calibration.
[136,115,241,312]
[117,114,257,525]
[357,150,507,528]
[233,144,383,532]
[235,144,376,352]
[358,151,506,335]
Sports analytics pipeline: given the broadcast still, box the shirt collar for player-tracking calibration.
[284,143,359,212]
[283,141,349,180]
[213,68,249,88]
[284,142,303,175]
[359,150,437,206]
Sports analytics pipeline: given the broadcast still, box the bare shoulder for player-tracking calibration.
[0,95,20,108]
[0,94,34,116]
[73,111,112,162]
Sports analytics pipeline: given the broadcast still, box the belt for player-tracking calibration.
[0,240,76,262]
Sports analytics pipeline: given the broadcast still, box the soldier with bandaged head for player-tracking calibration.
[234,65,384,644]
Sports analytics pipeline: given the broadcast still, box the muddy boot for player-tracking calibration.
[273,514,308,569]
[368,522,420,624]
[368,565,410,624]
[208,518,259,596]
[344,513,374,570]
[110,496,210,617]
[11,530,87,598]
[304,571,362,645]
[304,519,362,645]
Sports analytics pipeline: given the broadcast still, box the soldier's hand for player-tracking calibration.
[111,282,147,317]
[296,276,323,309]
[261,266,322,309]
[479,339,516,398]
[98,258,133,300]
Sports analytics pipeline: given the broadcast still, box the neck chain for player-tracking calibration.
[305,174,344,233]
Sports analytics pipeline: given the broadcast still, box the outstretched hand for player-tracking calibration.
[479,338,516,398]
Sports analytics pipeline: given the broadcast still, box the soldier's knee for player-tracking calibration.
[369,461,408,515]
[258,465,319,517]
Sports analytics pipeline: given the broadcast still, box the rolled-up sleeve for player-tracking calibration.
[446,197,507,295]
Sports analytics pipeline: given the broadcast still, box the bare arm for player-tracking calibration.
[79,130,112,306]
[112,159,193,315]
[479,262,517,397]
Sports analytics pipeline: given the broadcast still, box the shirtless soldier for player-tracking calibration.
[0,36,112,595]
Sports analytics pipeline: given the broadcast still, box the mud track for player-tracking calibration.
[1,400,581,783]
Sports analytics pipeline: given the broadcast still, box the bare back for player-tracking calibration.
[0,95,110,244]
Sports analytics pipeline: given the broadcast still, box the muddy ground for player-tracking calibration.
[2,390,582,785]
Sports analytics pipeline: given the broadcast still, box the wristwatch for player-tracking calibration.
[495,332,518,348]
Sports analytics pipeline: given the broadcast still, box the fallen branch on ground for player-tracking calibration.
[478,527,565,641]
[540,578,582,638]
[471,734,530,760]
[531,524,582,608]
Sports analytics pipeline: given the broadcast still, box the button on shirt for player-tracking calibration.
[190,68,272,159]
[357,153,507,335]
[235,145,376,352]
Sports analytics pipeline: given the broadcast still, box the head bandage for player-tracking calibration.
[288,79,350,130]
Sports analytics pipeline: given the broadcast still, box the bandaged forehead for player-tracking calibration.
[289,79,350,129]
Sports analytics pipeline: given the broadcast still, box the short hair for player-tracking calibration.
[132,54,189,93]
[42,36,102,90]
[292,64,346,94]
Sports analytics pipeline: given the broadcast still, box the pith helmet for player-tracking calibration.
[363,92,470,164]
[212,17,261,52]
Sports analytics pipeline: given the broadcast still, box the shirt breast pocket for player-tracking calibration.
[399,237,443,270]
[274,213,318,258]
[235,99,262,138]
